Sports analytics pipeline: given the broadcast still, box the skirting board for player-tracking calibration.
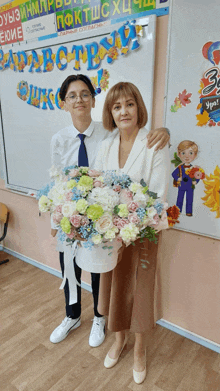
[1,246,219,353]
[1,246,92,293]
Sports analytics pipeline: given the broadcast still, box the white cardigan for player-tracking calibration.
[94,127,170,202]
[75,127,170,273]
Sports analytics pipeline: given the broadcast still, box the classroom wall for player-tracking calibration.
[0,9,220,345]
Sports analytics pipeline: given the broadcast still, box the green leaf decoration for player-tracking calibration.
[108,252,112,256]
[102,246,108,250]
[171,152,182,167]
[108,246,113,249]
[170,105,178,113]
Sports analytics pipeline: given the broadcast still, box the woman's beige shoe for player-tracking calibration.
[133,350,146,384]
[104,334,129,368]
[133,367,146,384]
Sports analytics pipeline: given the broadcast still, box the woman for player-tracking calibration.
[93,82,170,384]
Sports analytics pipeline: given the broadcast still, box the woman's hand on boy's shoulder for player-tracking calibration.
[147,127,170,151]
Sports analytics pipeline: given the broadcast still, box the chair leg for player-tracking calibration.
[0,259,9,265]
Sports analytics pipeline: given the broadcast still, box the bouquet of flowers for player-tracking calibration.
[37,166,168,249]
[185,166,205,189]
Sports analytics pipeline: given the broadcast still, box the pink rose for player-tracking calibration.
[128,212,140,224]
[113,185,121,193]
[93,180,103,188]
[65,191,73,201]
[56,205,62,213]
[127,201,139,212]
[81,216,89,226]
[69,168,80,178]
[53,212,63,224]
[152,213,160,226]
[88,169,102,177]
[113,217,129,229]
[66,230,76,239]
[70,215,82,228]
[120,189,133,203]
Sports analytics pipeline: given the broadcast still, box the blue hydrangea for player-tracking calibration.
[136,207,146,221]
[154,202,164,215]
[71,187,84,201]
[36,181,55,200]
[78,223,98,240]
[103,170,132,189]
[57,228,66,243]
[63,165,77,173]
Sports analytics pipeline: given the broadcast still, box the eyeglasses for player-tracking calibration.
[65,92,92,102]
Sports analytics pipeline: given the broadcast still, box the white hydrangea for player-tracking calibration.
[87,187,120,212]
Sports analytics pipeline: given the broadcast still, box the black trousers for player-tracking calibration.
[59,252,102,319]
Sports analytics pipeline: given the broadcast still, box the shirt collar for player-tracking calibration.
[70,120,95,138]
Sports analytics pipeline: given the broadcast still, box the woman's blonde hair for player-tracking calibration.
[102,82,148,131]
[177,140,198,156]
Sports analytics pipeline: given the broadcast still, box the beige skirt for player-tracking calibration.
[98,235,163,333]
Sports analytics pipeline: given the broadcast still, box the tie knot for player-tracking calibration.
[78,133,86,141]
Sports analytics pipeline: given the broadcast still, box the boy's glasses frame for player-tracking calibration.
[65,92,92,102]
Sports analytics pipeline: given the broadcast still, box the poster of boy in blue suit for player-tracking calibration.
[172,140,200,216]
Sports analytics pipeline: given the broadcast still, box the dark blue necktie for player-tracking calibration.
[78,134,89,167]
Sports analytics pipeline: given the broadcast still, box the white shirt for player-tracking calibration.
[50,121,108,169]
[50,120,109,251]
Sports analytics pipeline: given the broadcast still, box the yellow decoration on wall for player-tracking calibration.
[196,110,210,126]
[82,51,87,63]
[67,52,75,63]
[28,55,32,65]
[98,46,107,60]
[202,166,220,218]
[38,55,43,66]
[115,37,122,49]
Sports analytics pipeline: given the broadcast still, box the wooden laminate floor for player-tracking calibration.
[0,253,220,391]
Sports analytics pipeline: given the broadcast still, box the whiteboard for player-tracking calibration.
[165,0,220,239]
[0,15,156,194]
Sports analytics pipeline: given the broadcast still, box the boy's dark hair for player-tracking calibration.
[59,74,96,101]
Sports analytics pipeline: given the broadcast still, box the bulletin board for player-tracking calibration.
[0,15,156,193]
[165,0,220,239]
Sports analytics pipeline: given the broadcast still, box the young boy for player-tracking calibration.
[50,74,170,347]
[172,140,199,216]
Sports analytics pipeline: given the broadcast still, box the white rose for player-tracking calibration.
[147,206,157,220]
[95,213,113,234]
[62,202,77,217]
[104,226,119,241]
[92,234,102,245]
[133,190,147,207]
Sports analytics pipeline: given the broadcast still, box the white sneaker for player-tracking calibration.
[89,316,106,347]
[50,316,81,344]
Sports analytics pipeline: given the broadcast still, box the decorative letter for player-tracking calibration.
[86,42,100,70]
[56,45,67,70]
